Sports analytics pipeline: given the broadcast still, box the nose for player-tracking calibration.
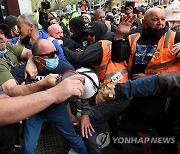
[17,28,20,33]
[157,19,164,24]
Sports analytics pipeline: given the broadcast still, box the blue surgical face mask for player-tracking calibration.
[45,57,59,70]
[0,49,7,57]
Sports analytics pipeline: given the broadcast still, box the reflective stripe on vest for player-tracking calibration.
[146,59,176,70]
[92,40,128,84]
[128,29,178,74]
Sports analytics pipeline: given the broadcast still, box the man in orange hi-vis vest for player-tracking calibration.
[111,7,180,154]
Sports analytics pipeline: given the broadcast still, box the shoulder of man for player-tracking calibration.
[6,42,23,58]
[38,29,49,39]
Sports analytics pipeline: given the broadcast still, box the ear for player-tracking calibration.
[142,19,147,28]
[29,23,34,30]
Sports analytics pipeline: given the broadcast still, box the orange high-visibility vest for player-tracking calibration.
[128,29,180,75]
[92,40,128,84]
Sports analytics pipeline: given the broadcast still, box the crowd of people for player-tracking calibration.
[0,0,180,154]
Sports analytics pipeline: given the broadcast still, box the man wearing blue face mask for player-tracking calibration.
[14,39,87,154]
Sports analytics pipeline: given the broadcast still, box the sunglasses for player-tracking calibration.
[36,50,59,58]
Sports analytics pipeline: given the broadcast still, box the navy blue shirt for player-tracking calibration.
[11,59,75,84]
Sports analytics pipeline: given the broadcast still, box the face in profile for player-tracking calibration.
[0,29,7,51]
[17,18,31,44]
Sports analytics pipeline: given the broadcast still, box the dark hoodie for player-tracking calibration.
[63,21,114,68]
[89,21,114,42]
[63,21,115,115]
[69,17,88,48]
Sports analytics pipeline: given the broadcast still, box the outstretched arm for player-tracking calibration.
[0,74,85,125]
[96,72,180,105]
[1,74,59,97]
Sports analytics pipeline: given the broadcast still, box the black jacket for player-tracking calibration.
[69,17,88,49]
[63,21,114,68]
[111,26,180,78]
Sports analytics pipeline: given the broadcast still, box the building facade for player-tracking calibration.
[0,0,32,23]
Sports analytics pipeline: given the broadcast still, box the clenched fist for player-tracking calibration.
[96,83,116,105]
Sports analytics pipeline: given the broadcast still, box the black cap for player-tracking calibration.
[5,15,17,29]
[84,26,95,34]
[135,6,146,14]
[0,23,8,32]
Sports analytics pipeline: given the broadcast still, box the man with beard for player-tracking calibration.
[111,7,180,154]
[12,13,67,62]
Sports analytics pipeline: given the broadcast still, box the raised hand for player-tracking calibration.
[114,14,137,40]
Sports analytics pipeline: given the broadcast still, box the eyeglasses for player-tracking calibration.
[36,50,59,58]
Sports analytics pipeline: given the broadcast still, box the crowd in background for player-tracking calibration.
[0,0,180,154]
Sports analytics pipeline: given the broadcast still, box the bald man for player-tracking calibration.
[111,7,180,154]
[48,24,64,40]
[112,7,180,76]
[19,39,87,154]
[48,24,84,51]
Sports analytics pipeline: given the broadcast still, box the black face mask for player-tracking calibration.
[56,37,63,40]
[145,27,166,39]
[20,35,30,45]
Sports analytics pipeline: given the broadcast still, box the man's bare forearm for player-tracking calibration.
[0,90,56,125]
[0,74,85,125]
[2,74,57,97]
